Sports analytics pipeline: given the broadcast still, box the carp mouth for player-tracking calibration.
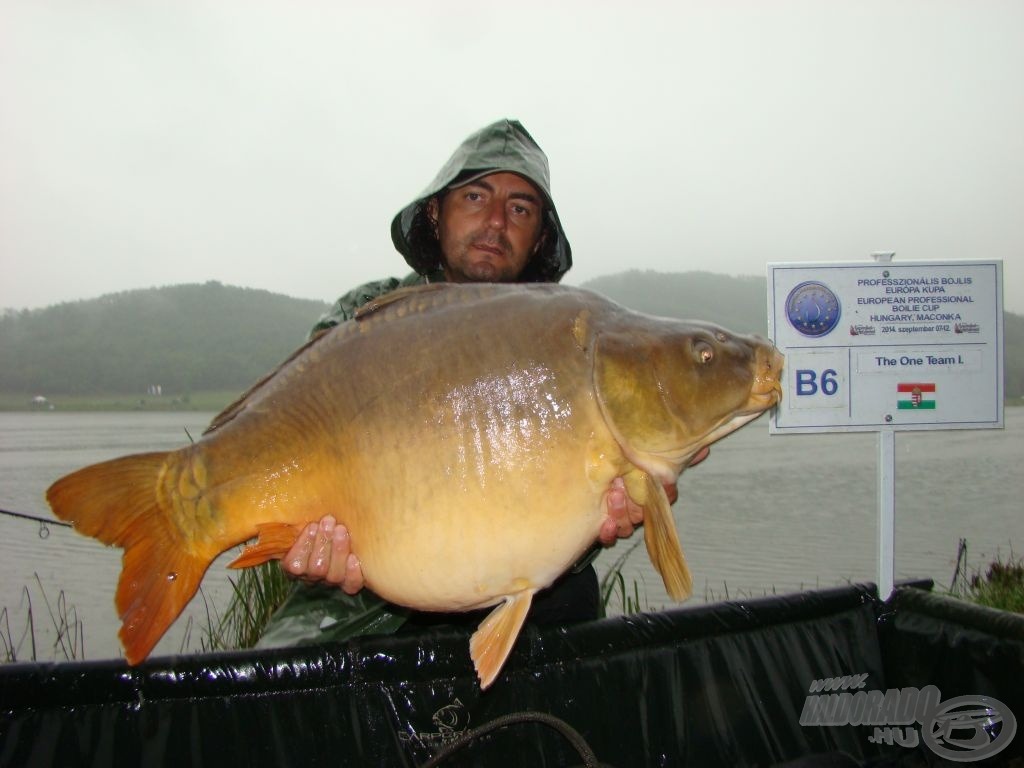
[749,346,785,410]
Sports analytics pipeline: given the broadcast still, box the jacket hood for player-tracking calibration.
[390,119,572,282]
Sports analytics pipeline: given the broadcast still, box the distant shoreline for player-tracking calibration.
[2,391,1021,413]
[0,390,237,413]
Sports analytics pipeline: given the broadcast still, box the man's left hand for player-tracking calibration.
[597,446,710,546]
[281,515,364,594]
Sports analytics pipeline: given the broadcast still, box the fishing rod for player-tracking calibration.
[0,507,73,538]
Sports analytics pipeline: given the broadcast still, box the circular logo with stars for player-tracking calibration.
[786,281,841,337]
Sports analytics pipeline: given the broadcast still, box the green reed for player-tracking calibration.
[0,575,85,663]
[948,538,1024,614]
[198,562,293,652]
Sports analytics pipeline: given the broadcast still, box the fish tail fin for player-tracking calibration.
[630,471,693,601]
[228,522,307,569]
[47,451,215,664]
[470,590,535,690]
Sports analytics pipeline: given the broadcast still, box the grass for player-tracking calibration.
[702,582,783,602]
[946,538,1024,614]
[0,575,85,663]
[197,563,293,652]
[601,537,1024,616]
[0,563,291,664]
[5,538,1021,665]
[0,390,239,412]
[599,540,649,616]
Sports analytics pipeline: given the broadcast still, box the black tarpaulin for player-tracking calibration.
[2,584,1021,767]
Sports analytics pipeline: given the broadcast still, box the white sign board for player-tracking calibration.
[767,260,1004,434]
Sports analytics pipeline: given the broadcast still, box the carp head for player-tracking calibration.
[593,317,784,481]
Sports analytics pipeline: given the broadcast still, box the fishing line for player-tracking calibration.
[1,423,197,536]
[0,508,73,539]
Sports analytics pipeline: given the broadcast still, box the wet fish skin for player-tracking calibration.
[47,282,783,688]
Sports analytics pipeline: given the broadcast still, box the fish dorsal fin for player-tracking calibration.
[469,589,535,690]
[353,282,455,321]
[205,284,454,436]
[203,327,331,435]
[624,470,693,601]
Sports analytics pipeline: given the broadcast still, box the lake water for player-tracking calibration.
[1,409,1021,662]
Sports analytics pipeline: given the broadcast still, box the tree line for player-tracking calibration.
[1,274,1021,400]
[0,282,328,396]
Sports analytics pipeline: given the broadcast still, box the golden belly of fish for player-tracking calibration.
[47,282,783,689]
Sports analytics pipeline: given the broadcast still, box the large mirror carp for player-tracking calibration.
[48,283,783,688]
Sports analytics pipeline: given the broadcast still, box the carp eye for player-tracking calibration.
[695,341,714,365]
[715,332,728,343]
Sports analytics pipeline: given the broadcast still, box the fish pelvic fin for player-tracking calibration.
[469,589,535,690]
[228,522,308,568]
[46,451,216,665]
[626,471,693,601]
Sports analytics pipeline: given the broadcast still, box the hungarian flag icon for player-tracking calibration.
[897,382,936,409]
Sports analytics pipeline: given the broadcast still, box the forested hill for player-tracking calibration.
[1,274,1021,400]
[0,282,329,396]
[581,270,770,334]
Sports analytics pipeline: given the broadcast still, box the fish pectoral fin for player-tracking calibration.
[228,522,309,569]
[469,590,535,690]
[629,471,693,601]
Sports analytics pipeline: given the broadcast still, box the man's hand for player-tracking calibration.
[281,515,364,594]
[598,478,678,545]
[597,446,709,546]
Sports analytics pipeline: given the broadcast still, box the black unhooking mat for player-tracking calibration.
[2,584,1022,767]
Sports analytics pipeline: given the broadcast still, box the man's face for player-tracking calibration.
[429,172,545,283]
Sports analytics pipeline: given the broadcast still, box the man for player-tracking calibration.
[257,119,677,647]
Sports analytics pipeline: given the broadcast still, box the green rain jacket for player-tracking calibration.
[257,119,585,649]
[310,119,572,333]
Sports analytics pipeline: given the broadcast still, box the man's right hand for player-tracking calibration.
[281,515,364,595]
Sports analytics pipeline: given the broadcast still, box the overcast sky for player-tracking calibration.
[2,1,1022,314]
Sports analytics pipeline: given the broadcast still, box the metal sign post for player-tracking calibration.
[877,429,895,600]
[767,258,1004,600]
